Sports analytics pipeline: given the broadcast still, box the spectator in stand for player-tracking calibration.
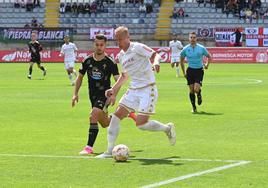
[78,3,85,14]
[72,2,78,14]
[239,8,246,20]
[97,1,105,12]
[59,3,65,13]
[90,1,98,14]
[84,3,91,14]
[31,17,38,28]
[26,0,34,11]
[39,23,44,28]
[33,0,40,7]
[145,0,153,13]
[245,8,252,23]
[14,0,20,8]
[21,0,26,8]
[197,0,204,7]
[139,2,146,13]
[65,2,72,13]
[172,7,178,18]
[178,7,184,17]
[263,8,268,19]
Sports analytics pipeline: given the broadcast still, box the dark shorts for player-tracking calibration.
[90,94,108,111]
[30,57,41,64]
[186,67,204,86]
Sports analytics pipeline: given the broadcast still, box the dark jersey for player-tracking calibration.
[79,54,119,97]
[28,40,42,59]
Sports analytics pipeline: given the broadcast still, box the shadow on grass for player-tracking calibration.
[193,111,223,116]
[130,156,183,166]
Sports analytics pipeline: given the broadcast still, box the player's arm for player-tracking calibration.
[72,73,84,107]
[180,56,186,78]
[106,72,128,106]
[150,51,161,73]
[204,53,212,69]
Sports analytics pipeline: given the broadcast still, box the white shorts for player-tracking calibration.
[64,61,75,70]
[171,55,180,63]
[119,84,158,115]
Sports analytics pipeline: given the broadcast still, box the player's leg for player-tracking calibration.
[36,61,46,76]
[187,68,197,112]
[175,61,180,77]
[194,68,204,105]
[65,63,74,85]
[28,61,34,79]
[136,85,176,145]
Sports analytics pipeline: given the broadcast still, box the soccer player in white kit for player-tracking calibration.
[59,35,78,85]
[169,34,183,77]
[96,26,176,158]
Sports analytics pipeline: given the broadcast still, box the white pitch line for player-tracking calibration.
[0,153,242,163]
[140,160,251,188]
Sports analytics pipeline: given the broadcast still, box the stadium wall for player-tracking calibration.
[0,47,267,64]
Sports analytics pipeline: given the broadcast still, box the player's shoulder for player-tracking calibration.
[183,44,191,50]
[82,53,94,63]
[197,43,205,48]
[105,55,116,64]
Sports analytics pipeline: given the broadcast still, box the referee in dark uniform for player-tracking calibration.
[180,32,212,113]
[27,31,47,79]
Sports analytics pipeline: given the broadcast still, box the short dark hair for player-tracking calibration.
[95,34,107,42]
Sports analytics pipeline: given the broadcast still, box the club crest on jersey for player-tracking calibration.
[90,67,103,80]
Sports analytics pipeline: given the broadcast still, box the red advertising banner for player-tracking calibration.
[0,47,267,63]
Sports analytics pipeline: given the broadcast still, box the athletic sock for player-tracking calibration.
[68,74,72,82]
[189,92,196,108]
[107,115,120,153]
[87,123,99,147]
[40,66,45,71]
[197,89,201,97]
[29,66,33,75]
[176,67,180,76]
[137,120,169,132]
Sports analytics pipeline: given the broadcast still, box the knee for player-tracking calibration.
[136,120,149,129]
[90,110,100,122]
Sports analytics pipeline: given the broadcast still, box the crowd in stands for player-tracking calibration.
[14,0,40,11]
[59,0,155,15]
[188,0,267,23]
[24,17,44,28]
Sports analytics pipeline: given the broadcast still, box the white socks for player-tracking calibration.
[176,67,180,76]
[107,115,121,153]
[138,120,169,132]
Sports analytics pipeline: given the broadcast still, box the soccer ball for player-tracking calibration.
[112,144,129,162]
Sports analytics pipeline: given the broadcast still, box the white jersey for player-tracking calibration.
[60,42,78,62]
[117,42,155,89]
[169,40,183,56]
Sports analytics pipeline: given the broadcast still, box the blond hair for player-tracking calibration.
[115,26,129,37]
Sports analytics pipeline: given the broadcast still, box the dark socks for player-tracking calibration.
[87,123,99,147]
[189,92,196,108]
[39,66,45,71]
[29,66,33,75]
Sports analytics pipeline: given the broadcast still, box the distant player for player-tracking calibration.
[169,34,183,77]
[27,32,47,79]
[96,26,176,159]
[180,32,212,113]
[59,35,78,86]
[72,34,136,155]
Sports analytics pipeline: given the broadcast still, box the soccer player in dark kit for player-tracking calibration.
[27,31,47,79]
[72,34,136,155]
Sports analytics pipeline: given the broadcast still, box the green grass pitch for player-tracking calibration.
[0,63,267,188]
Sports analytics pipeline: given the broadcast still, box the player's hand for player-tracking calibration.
[72,95,79,107]
[107,95,116,106]
[105,88,114,97]
[59,53,62,57]
[204,63,209,69]
[154,65,160,73]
